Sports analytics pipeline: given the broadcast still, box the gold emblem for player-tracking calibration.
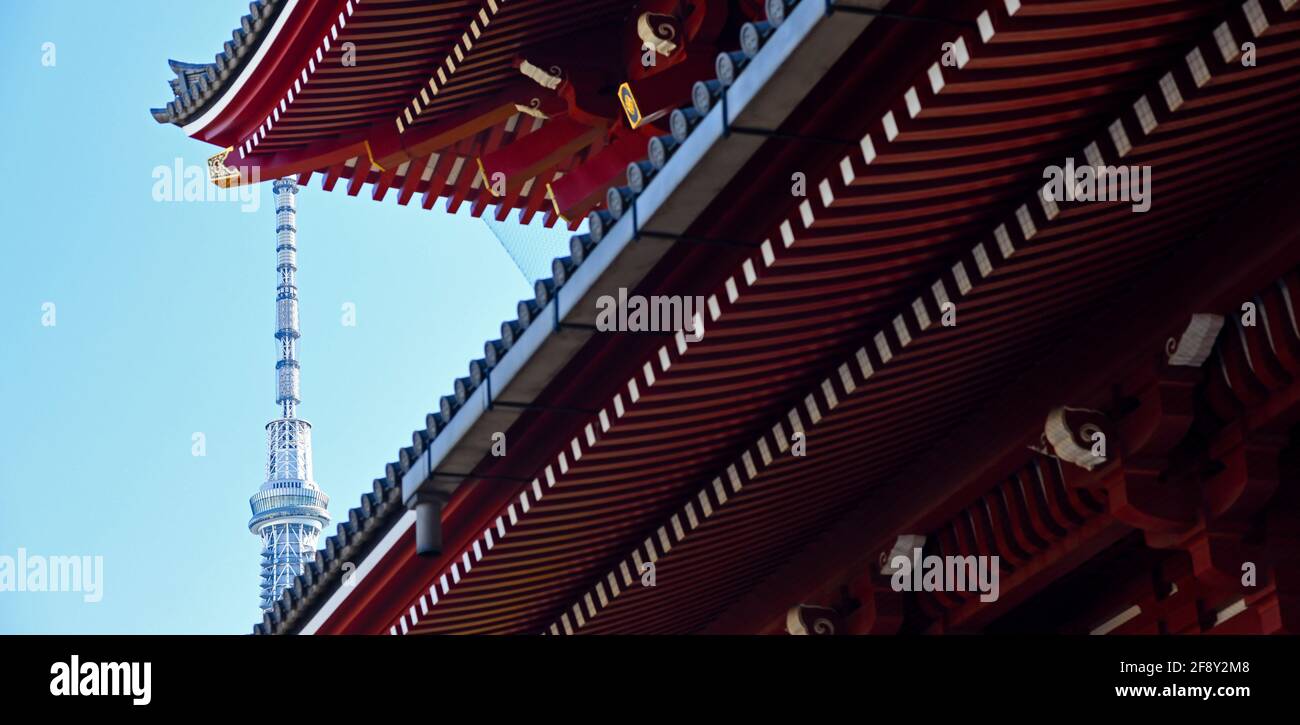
[618,83,643,129]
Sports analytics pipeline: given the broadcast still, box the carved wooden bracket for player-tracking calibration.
[1045,406,1112,471]
[1142,427,1286,592]
[785,604,843,635]
[518,60,562,91]
[1103,462,1199,533]
[1165,313,1225,367]
[786,546,908,635]
[1047,365,1202,533]
[637,12,682,56]
[1206,425,1286,522]
[1116,367,1200,456]
[844,570,904,635]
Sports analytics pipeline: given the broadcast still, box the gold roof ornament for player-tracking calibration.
[207,147,241,187]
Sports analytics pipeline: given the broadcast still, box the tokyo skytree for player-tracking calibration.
[248,178,330,611]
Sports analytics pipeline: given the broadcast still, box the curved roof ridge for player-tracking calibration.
[150,0,286,126]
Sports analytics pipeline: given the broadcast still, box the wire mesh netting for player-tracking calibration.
[482,209,587,283]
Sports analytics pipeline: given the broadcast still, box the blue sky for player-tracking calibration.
[0,2,569,633]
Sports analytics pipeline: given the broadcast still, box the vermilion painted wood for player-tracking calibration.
[301,0,1300,635]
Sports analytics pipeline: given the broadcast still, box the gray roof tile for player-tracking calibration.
[151,0,284,126]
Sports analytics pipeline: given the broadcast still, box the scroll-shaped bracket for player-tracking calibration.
[786,542,911,636]
[785,604,843,635]
[518,60,562,91]
[1044,406,1112,471]
[1047,402,1199,531]
[1166,313,1225,367]
[637,12,681,56]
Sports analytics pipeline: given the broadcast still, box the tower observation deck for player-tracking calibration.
[248,178,330,612]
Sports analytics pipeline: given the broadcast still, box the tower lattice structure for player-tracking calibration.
[248,178,330,612]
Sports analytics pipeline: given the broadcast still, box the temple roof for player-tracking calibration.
[151,0,676,228]
[151,0,1300,635]
[151,0,287,127]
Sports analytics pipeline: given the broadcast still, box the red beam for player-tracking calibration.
[547,129,649,219]
[420,152,455,210]
[395,155,430,206]
[320,158,350,192]
[372,83,560,169]
[371,162,400,201]
[346,160,370,196]
[476,117,605,198]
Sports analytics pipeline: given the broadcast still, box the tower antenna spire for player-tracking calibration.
[248,178,330,612]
